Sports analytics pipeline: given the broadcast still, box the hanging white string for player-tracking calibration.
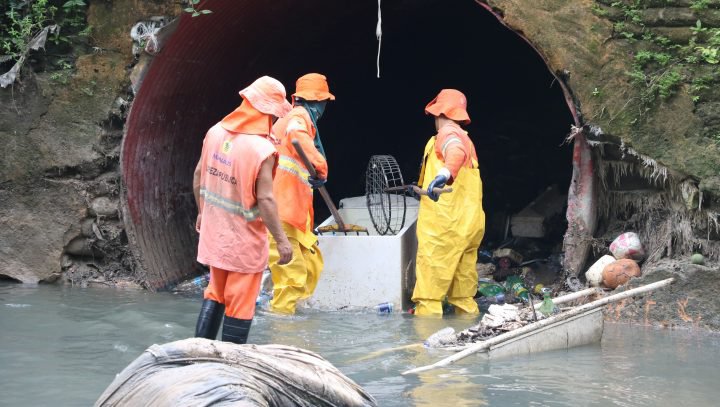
[376,0,382,78]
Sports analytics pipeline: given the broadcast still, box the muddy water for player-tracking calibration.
[1,283,719,406]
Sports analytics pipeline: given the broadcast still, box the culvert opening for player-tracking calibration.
[123,0,574,289]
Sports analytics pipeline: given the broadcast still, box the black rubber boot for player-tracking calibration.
[221,316,253,344]
[195,299,225,340]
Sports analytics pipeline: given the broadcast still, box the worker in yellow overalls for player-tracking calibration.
[412,89,485,316]
[267,73,335,314]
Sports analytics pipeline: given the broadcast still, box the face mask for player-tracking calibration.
[313,101,328,120]
[295,99,328,158]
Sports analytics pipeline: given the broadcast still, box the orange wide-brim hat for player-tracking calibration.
[425,89,471,124]
[293,73,335,102]
[239,75,292,118]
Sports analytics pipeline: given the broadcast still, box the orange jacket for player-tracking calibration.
[272,106,328,231]
[196,103,278,273]
[434,122,478,183]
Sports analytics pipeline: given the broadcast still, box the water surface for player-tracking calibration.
[1,283,718,406]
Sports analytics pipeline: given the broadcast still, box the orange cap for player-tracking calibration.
[238,76,292,118]
[293,73,335,101]
[425,89,471,125]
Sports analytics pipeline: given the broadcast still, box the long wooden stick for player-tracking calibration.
[384,185,453,196]
[291,140,351,232]
[401,278,674,375]
[533,287,600,309]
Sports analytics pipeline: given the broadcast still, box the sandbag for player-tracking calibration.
[602,259,641,289]
[609,232,645,261]
[585,255,616,287]
[95,338,377,407]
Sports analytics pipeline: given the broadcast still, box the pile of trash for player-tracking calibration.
[473,245,561,311]
[474,230,650,312]
[425,296,561,349]
[585,232,645,289]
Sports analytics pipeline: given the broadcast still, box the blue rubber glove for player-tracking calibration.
[427,168,451,202]
[308,176,326,189]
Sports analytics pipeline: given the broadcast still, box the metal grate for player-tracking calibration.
[365,155,407,235]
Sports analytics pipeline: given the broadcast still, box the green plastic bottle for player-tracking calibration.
[504,275,530,303]
[538,291,558,316]
[477,278,505,297]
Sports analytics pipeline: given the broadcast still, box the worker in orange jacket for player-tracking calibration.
[267,73,335,314]
[412,89,486,316]
[193,76,293,344]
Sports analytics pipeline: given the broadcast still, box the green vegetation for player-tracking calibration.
[605,0,720,113]
[183,0,212,17]
[690,0,712,12]
[1,0,89,80]
[48,58,72,84]
[591,4,610,17]
[1,0,57,62]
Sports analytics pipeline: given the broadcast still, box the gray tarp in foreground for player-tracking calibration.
[95,338,377,407]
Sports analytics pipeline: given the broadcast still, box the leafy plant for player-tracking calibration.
[634,50,672,67]
[1,0,58,63]
[690,0,711,11]
[49,59,73,83]
[690,76,712,102]
[184,0,212,17]
[61,0,86,29]
[696,46,720,64]
[611,0,644,25]
[591,4,609,17]
[656,68,683,99]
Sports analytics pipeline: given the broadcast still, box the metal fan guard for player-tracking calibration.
[365,155,407,235]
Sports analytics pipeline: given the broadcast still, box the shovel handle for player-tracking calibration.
[384,185,453,196]
[291,140,347,231]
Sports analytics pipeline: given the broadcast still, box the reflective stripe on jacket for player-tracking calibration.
[197,122,277,273]
[433,122,478,181]
[271,106,328,231]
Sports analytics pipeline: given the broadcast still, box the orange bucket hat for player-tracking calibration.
[293,73,335,101]
[238,76,292,118]
[425,89,471,125]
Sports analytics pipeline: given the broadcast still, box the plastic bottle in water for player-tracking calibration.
[423,327,456,348]
[374,302,394,314]
[504,275,530,303]
[191,273,210,287]
[256,292,272,309]
[478,278,505,296]
[538,290,559,316]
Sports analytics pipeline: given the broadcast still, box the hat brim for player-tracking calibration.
[293,90,336,101]
[239,89,292,118]
[425,104,471,125]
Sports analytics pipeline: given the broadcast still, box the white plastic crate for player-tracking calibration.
[304,196,419,312]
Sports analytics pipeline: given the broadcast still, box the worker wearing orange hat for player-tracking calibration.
[267,73,335,314]
[193,76,294,344]
[412,89,486,316]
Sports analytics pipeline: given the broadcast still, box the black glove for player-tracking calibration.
[308,176,326,189]
[427,173,449,202]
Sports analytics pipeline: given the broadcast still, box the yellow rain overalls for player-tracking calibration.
[268,216,324,314]
[412,136,485,316]
[267,104,328,315]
